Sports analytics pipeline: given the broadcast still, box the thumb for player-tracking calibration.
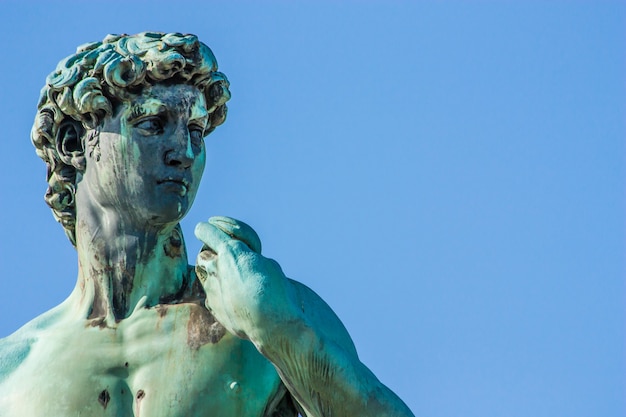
[208,216,262,254]
[194,221,231,253]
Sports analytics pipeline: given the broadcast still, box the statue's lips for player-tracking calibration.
[157,178,189,196]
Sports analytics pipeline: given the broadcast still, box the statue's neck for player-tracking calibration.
[72,207,190,322]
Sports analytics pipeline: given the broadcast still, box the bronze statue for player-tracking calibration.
[0,32,414,417]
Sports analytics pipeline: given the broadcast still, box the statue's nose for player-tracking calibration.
[164,127,194,168]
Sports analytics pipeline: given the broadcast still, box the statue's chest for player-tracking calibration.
[7,304,282,417]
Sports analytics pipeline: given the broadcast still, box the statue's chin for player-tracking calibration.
[143,194,194,227]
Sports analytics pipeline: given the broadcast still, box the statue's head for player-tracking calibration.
[31,32,230,245]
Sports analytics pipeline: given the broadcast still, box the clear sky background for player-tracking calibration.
[0,2,623,416]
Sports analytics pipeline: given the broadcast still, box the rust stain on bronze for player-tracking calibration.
[186,304,226,349]
[156,304,168,318]
[163,227,183,258]
[88,317,107,329]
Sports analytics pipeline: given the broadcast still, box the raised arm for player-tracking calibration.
[195,216,414,417]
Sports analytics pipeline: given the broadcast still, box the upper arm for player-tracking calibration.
[260,279,414,417]
[288,279,359,359]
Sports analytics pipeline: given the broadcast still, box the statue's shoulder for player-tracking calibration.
[0,328,36,384]
[0,303,67,383]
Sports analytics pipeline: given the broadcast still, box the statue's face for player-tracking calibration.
[79,83,208,227]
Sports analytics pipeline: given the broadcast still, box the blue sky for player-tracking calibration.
[0,2,623,416]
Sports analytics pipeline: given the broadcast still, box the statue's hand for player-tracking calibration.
[194,216,299,341]
[195,218,415,417]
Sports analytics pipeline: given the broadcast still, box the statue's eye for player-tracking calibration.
[189,125,205,147]
[135,118,163,134]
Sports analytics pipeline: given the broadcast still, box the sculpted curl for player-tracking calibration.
[31,32,231,245]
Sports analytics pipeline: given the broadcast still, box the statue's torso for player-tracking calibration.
[0,302,285,417]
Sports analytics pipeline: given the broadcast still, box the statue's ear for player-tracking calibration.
[56,119,86,171]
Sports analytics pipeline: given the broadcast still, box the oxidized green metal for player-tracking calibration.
[0,32,414,417]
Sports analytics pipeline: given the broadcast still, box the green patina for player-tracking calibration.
[0,32,414,417]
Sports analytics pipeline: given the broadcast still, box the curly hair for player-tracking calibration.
[31,32,231,246]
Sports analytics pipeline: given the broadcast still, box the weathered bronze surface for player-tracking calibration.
[0,32,414,417]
